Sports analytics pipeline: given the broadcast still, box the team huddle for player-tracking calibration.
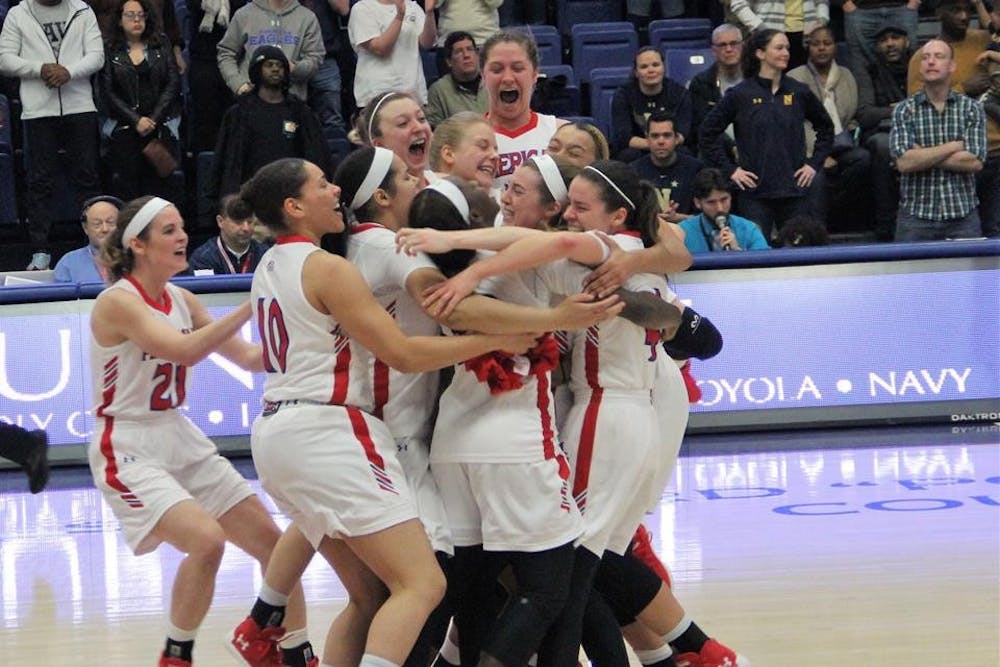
[85,29,747,667]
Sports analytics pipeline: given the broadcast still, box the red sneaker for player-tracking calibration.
[228,616,285,667]
[674,638,750,667]
[158,656,191,667]
[629,523,672,587]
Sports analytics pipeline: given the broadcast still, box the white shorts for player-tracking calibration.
[88,413,255,555]
[251,403,418,550]
[432,458,582,553]
[562,390,659,556]
[396,435,454,555]
[648,357,690,511]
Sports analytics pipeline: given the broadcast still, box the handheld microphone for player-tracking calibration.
[713,214,734,251]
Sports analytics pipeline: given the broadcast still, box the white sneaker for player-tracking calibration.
[26,252,51,271]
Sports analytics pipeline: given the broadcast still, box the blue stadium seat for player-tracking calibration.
[571,25,638,84]
[0,94,12,153]
[663,47,714,86]
[527,25,563,67]
[421,48,440,86]
[541,64,576,86]
[0,151,17,225]
[587,67,631,136]
[648,18,712,51]
[557,0,624,37]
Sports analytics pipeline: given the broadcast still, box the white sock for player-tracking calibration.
[438,631,461,664]
[635,643,674,665]
[662,613,692,644]
[528,654,538,666]
[166,622,197,642]
[359,655,399,667]
[258,581,289,607]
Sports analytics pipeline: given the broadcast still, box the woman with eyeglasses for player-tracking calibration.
[100,0,181,201]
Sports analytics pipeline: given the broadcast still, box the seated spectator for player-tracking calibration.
[788,26,871,234]
[426,30,489,127]
[545,120,610,167]
[775,214,831,246]
[679,168,771,252]
[188,194,268,275]
[611,46,692,162]
[856,23,914,240]
[688,23,745,159]
[209,45,332,200]
[53,195,123,283]
[629,112,704,222]
[216,0,324,102]
[892,38,987,241]
[101,0,182,202]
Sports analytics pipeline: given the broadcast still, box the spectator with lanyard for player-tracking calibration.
[188,194,269,275]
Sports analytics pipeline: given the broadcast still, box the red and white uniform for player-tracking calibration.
[431,256,588,552]
[88,277,254,555]
[492,112,562,191]
[347,223,452,553]
[250,237,416,548]
[561,232,669,556]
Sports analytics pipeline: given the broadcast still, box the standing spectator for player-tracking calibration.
[679,167,770,252]
[842,0,919,72]
[186,0,249,153]
[435,0,500,49]
[101,0,182,202]
[629,112,704,222]
[972,0,1000,82]
[86,0,186,73]
[688,23,745,158]
[216,0,324,102]
[627,0,685,34]
[348,0,437,108]
[0,0,104,271]
[892,38,987,240]
[857,23,913,239]
[426,30,488,127]
[53,194,123,283]
[497,0,545,25]
[304,0,350,151]
[728,0,830,69]
[700,29,834,238]
[188,194,268,275]
[907,0,1000,237]
[789,26,871,233]
[610,46,692,162]
[210,44,331,200]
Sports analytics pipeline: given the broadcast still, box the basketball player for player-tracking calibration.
[356,91,436,182]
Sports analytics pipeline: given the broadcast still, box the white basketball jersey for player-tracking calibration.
[252,238,371,409]
[91,277,194,421]
[567,233,668,394]
[493,112,561,191]
[430,257,585,464]
[347,223,441,440]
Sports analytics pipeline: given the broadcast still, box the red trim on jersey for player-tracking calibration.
[124,275,172,314]
[584,325,601,390]
[615,230,642,239]
[491,112,539,138]
[95,357,132,496]
[372,359,389,420]
[330,328,351,405]
[275,235,315,245]
[352,222,386,233]
[346,406,397,494]
[536,372,556,461]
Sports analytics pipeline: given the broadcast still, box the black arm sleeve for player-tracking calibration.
[661,306,722,360]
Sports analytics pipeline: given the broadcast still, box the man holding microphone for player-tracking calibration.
[679,168,771,252]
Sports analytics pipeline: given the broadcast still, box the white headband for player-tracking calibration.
[426,179,470,223]
[366,92,394,143]
[530,154,568,204]
[351,147,395,211]
[122,197,172,246]
[584,165,635,210]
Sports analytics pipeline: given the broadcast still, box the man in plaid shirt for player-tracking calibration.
[890,38,987,241]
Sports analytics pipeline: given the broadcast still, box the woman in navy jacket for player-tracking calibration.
[699,28,834,238]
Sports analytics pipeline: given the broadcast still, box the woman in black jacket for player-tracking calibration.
[101,0,181,201]
[699,28,834,238]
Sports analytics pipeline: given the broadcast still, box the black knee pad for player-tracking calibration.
[594,551,663,625]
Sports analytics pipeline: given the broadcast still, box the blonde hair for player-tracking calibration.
[429,111,493,171]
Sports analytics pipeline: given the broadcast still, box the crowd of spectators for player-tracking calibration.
[0,0,997,275]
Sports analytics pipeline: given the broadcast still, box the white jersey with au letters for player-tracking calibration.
[347,224,440,440]
[493,112,562,191]
[91,277,194,421]
[252,238,371,409]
